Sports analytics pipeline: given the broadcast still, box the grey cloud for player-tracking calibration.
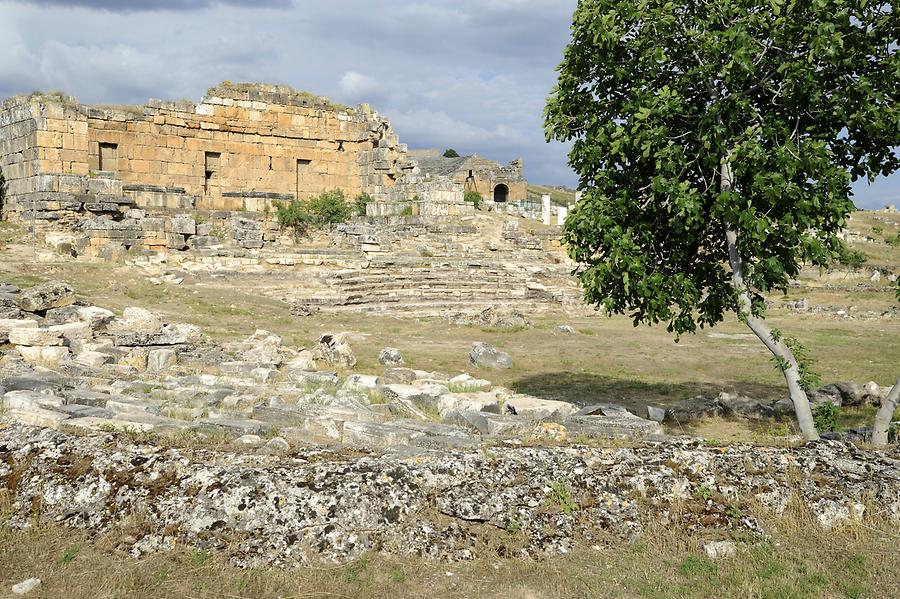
[8,0,292,11]
[1,0,895,204]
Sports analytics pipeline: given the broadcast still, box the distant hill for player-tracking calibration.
[526,184,577,206]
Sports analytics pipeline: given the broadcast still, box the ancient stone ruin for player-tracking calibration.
[0,82,477,251]
[1,280,897,565]
[410,148,527,204]
[1,82,898,572]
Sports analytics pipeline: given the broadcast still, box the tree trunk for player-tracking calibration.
[719,158,820,441]
[872,379,900,447]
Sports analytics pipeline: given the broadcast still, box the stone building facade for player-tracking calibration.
[0,83,466,224]
[409,149,527,204]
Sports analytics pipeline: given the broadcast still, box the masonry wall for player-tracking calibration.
[0,84,414,219]
[84,98,371,211]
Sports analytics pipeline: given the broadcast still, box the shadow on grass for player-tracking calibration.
[510,371,784,414]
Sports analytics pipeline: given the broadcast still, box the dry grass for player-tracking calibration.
[1,489,898,598]
[1,251,897,418]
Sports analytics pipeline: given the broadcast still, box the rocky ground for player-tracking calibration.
[1,278,899,569]
[3,424,898,567]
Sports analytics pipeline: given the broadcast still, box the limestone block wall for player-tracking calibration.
[0,83,416,224]
[0,94,94,221]
[366,175,471,218]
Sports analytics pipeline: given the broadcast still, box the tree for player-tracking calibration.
[443,148,460,158]
[546,0,898,441]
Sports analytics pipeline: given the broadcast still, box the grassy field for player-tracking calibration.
[1,244,897,416]
[1,491,897,599]
[0,219,898,598]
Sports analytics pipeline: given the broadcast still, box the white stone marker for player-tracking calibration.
[542,194,552,225]
[557,206,568,226]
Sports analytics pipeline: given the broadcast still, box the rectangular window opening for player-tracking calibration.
[296,159,311,198]
[204,152,221,194]
[98,142,118,171]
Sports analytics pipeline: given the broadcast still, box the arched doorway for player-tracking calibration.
[493,184,509,203]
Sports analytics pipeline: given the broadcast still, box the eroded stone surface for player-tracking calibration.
[0,425,896,566]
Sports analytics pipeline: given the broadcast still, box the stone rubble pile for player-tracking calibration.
[1,281,898,564]
[1,282,661,452]
[1,425,896,565]
[780,298,899,321]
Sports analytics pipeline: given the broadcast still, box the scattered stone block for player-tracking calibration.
[469,342,512,369]
[48,321,92,342]
[16,281,75,312]
[8,327,65,346]
[285,370,340,387]
[664,396,725,424]
[11,578,41,596]
[343,373,379,391]
[380,367,417,385]
[378,347,404,366]
[0,318,38,343]
[504,394,576,419]
[312,333,356,368]
[380,383,449,408]
[437,392,499,417]
[105,397,163,416]
[113,307,162,333]
[251,367,279,383]
[262,436,291,454]
[17,346,70,366]
[63,389,114,407]
[147,348,177,372]
[646,405,666,423]
[702,540,737,560]
[75,351,114,368]
[234,434,264,447]
[119,347,149,370]
[717,392,776,419]
[342,420,425,447]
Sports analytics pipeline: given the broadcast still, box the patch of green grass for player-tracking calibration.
[678,555,719,578]
[411,399,442,421]
[59,545,80,565]
[545,480,579,514]
[389,566,407,584]
[344,557,372,586]
[189,549,211,567]
[367,389,388,405]
[446,381,488,393]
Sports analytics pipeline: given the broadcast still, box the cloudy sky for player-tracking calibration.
[0,0,896,208]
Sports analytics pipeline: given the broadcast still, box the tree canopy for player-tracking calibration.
[546,0,898,336]
[443,148,461,158]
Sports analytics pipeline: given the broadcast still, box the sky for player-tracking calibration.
[0,0,896,209]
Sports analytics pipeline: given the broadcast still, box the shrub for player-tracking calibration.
[833,244,867,269]
[306,189,351,226]
[886,233,900,247]
[275,200,311,239]
[442,148,460,158]
[812,402,839,433]
[276,189,352,238]
[354,192,372,217]
[400,204,413,216]
[464,190,482,209]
